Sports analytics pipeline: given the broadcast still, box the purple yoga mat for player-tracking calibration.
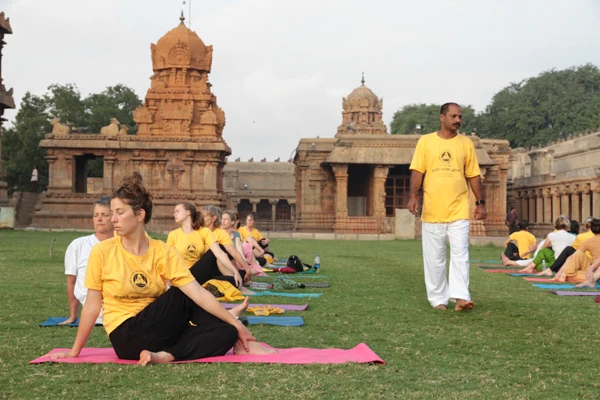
[551,291,600,296]
[222,303,308,311]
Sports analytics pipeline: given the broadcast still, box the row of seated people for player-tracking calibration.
[501,215,600,288]
[53,173,277,364]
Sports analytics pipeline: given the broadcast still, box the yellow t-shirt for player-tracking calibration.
[211,228,234,247]
[238,226,262,242]
[167,227,217,268]
[509,230,537,259]
[573,231,594,259]
[84,236,195,335]
[409,132,480,223]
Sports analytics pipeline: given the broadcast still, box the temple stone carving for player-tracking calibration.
[32,14,231,232]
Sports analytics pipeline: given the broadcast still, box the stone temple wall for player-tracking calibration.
[508,130,600,237]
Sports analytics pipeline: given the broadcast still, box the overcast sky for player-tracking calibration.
[3,0,600,160]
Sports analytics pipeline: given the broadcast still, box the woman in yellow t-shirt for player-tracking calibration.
[167,202,243,288]
[203,206,264,278]
[238,213,274,265]
[50,173,273,365]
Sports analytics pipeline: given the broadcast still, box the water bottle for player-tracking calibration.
[542,260,547,271]
[314,254,321,274]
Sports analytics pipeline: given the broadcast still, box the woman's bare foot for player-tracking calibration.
[58,317,77,325]
[575,281,595,288]
[433,304,447,310]
[228,297,250,318]
[536,269,554,277]
[518,265,536,274]
[233,341,278,355]
[455,299,475,311]
[138,350,174,366]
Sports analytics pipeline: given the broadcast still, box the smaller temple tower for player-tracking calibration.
[336,74,387,137]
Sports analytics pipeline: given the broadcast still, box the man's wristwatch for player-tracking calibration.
[475,200,486,206]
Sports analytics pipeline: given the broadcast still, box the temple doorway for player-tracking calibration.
[347,164,371,216]
[74,154,103,193]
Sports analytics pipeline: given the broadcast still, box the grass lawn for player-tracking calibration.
[1,230,599,399]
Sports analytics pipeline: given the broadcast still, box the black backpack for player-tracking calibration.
[286,255,311,273]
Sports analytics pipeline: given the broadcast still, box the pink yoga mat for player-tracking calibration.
[29,343,384,365]
[485,269,523,273]
[222,303,308,311]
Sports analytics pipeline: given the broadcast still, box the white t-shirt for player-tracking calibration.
[547,230,575,258]
[31,168,38,182]
[64,234,99,304]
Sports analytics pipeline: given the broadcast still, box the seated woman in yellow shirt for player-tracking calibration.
[238,213,273,265]
[50,173,273,365]
[168,203,243,288]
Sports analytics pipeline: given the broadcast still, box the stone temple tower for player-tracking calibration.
[134,13,225,138]
[336,75,387,137]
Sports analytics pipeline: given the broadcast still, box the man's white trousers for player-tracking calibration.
[421,219,471,307]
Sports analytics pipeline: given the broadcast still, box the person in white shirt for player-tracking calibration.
[30,165,38,192]
[60,196,114,325]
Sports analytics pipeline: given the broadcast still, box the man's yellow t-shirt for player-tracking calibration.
[409,132,481,223]
[573,230,594,258]
[167,227,217,268]
[84,236,195,335]
[238,226,262,242]
[509,230,537,259]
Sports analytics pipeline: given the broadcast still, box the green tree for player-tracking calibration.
[477,64,600,148]
[84,84,142,134]
[390,103,478,135]
[1,92,51,192]
[45,83,87,128]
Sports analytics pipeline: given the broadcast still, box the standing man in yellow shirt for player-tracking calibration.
[407,103,487,311]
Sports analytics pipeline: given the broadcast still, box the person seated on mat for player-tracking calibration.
[220,209,265,277]
[553,218,600,283]
[502,216,574,273]
[537,216,595,277]
[502,220,537,262]
[168,202,244,288]
[201,205,260,280]
[50,173,273,365]
[238,213,273,265]
[60,196,115,325]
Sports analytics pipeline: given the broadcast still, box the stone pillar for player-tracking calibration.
[515,192,523,221]
[543,188,552,224]
[535,189,543,224]
[204,161,217,191]
[270,199,278,221]
[182,157,193,190]
[571,184,581,223]
[528,191,536,224]
[289,199,296,221]
[582,184,591,219]
[104,158,115,190]
[373,165,390,217]
[561,184,570,216]
[332,164,348,219]
[250,198,259,214]
[520,192,528,221]
[552,187,561,222]
[593,184,600,218]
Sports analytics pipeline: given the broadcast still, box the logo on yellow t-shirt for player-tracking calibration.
[440,151,452,163]
[130,272,150,291]
[186,244,198,253]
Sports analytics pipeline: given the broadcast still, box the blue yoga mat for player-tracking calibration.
[246,291,322,298]
[532,283,600,290]
[38,317,102,327]
[509,273,538,277]
[247,316,304,327]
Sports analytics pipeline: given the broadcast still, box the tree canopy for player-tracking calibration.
[1,84,142,193]
[390,103,478,135]
[390,64,600,149]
